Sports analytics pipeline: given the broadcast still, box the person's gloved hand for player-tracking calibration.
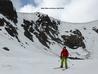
[60,56,62,59]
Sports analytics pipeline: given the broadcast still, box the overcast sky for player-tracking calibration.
[11,0,98,23]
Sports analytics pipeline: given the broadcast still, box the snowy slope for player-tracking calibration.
[0,0,98,74]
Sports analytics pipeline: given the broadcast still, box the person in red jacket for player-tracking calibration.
[60,46,69,69]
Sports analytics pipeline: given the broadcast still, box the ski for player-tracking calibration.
[53,67,68,71]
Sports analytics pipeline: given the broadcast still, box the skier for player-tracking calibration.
[60,46,69,69]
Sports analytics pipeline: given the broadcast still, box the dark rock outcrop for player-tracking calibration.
[21,19,34,42]
[3,47,10,51]
[2,18,20,42]
[0,0,20,42]
[0,0,17,24]
[0,18,5,26]
[92,27,98,33]
[61,29,85,49]
[21,14,61,48]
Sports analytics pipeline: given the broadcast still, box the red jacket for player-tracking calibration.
[60,48,69,58]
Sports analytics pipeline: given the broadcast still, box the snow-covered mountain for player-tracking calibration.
[0,0,98,74]
[0,0,98,59]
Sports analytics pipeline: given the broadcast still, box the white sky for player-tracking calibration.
[11,0,98,23]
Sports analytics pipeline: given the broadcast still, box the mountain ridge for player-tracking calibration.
[17,12,98,24]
